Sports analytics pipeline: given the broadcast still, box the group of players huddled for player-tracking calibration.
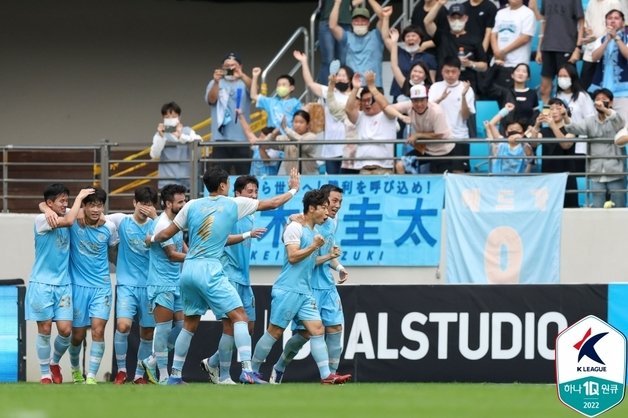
[25,166,351,385]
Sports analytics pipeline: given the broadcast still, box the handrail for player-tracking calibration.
[261,27,310,100]
[309,5,321,83]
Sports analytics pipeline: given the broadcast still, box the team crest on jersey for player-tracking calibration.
[55,231,69,250]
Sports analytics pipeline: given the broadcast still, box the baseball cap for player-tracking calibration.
[448,4,466,16]
[410,84,428,100]
[223,52,242,64]
[352,7,370,19]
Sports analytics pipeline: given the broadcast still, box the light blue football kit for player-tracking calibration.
[311,217,344,327]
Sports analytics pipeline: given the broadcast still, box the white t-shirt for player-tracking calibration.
[492,5,536,68]
[319,85,349,158]
[354,111,396,169]
[428,81,476,140]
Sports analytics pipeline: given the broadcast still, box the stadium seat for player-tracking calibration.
[528,61,542,91]
[471,100,500,173]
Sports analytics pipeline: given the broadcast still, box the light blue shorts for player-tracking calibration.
[116,285,155,328]
[313,287,344,327]
[216,281,255,321]
[180,259,243,318]
[270,288,321,329]
[72,284,112,327]
[25,282,73,322]
[147,285,182,313]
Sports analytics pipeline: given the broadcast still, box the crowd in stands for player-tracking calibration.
[149,0,628,207]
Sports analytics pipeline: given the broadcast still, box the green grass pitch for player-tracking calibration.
[0,383,625,418]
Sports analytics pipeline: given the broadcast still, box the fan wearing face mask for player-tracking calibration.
[150,101,202,190]
[250,70,302,136]
[424,0,488,95]
[329,0,391,88]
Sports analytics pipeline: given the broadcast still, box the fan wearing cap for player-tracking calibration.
[424,0,487,94]
[206,52,254,175]
[329,0,391,87]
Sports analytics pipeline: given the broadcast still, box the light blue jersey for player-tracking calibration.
[108,213,153,287]
[29,215,71,285]
[220,214,254,286]
[311,217,338,290]
[173,195,259,262]
[255,95,302,133]
[147,212,184,287]
[273,222,318,295]
[69,221,118,288]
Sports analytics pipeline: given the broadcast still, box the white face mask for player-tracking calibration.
[352,25,368,36]
[557,77,572,91]
[404,44,420,53]
[163,117,179,127]
[449,19,466,32]
[224,75,236,81]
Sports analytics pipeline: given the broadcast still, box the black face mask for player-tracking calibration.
[335,82,350,92]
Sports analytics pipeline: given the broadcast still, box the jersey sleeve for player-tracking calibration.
[153,215,175,247]
[173,198,193,230]
[105,212,126,229]
[34,214,52,234]
[283,222,302,246]
[234,196,260,219]
[105,220,120,246]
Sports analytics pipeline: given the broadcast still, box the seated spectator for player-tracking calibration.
[385,26,437,101]
[273,111,319,175]
[236,110,283,176]
[250,70,302,133]
[589,9,628,123]
[205,52,253,175]
[485,103,534,174]
[150,101,201,191]
[535,0,584,103]
[317,0,364,83]
[345,71,399,174]
[425,1,488,93]
[564,88,627,208]
[329,0,391,87]
[490,0,536,90]
[462,0,498,53]
[293,50,354,174]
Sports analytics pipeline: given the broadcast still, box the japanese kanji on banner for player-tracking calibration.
[445,173,567,284]
[246,175,444,266]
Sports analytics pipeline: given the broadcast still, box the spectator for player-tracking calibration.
[345,71,398,174]
[428,56,476,172]
[485,103,533,174]
[490,0,536,90]
[536,0,584,103]
[425,1,488,93]
[589,9,628,123]
[329,0,391,87]
[274,110,320,175]
[462,0,498,53]
[317,0,364,83]
[250,70,302,133]
[580,0,623,89]
[205,52,253,175]
[529,98,580,207]
[293,50,354,174]
[564,88,626,208]
[411,0,449,58]
[150,102,201,191]
[385,26,437,101]
[236,110,283,176]
[326,73,360,174]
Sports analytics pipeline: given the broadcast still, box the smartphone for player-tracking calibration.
[226,68,235,76]
[542,106,550,116]
[164,125,176,133]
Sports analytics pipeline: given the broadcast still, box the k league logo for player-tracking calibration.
[556,315,626,417]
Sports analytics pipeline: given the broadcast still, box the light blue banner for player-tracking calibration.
[245,175,444,266]
[445,173,567,284]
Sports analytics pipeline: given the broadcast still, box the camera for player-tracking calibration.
[164,125,176,133]
[226,68,235,76]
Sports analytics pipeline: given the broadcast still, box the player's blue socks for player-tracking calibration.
[326,331,343,373]
[274,333,308,373]
[68,342,81,369]
[36,334,51,377]
[87,341,105,378]
[215,333,235,380]
[171,328,194,377]
[310,334,331,378]
[168,320,183,351]
[233,321,252,367]
[114,330,129,371]
[136,338,152,379]
[154,321,171,377]
[251,331,277,373]
[51,334,71,365]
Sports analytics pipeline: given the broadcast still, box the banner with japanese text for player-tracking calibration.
[445,173,567,284]
[247,175,444,266]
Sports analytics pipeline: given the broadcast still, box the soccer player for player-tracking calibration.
[140,184,188,384]
[269,184,350,384]
[200,175,267,384]
[67,188,118,384]
[27,184,94,384]
[149,166,301,384]
[250,189,351,385]
[108,186,159,384]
